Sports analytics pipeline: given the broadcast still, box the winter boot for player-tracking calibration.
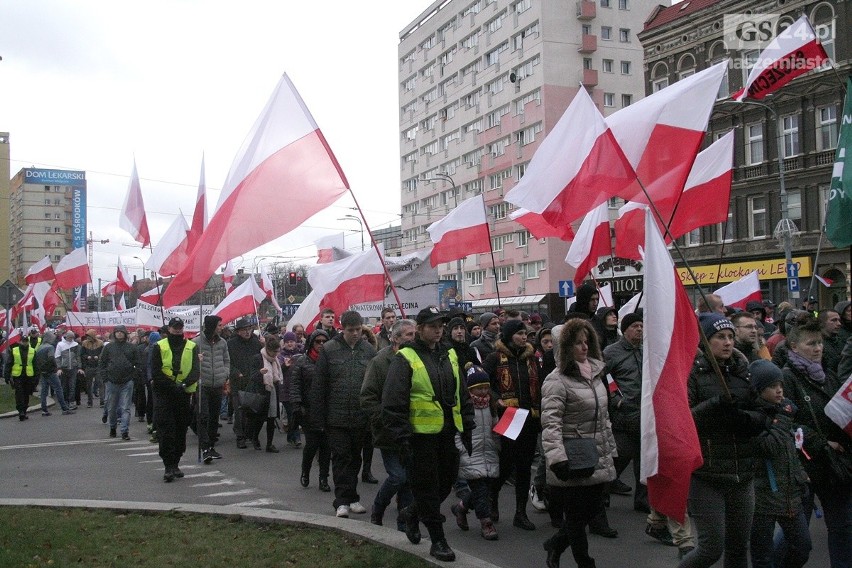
[480,518,498,540]
[451,501,469,531]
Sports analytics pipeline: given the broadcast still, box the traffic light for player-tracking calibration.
[288,272,297,286]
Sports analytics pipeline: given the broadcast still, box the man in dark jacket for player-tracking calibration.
[470,312,499,364]
[196,315,230,463]
[376,308,397,351]
[35,331,74,416]
[315,310,377,518]
[227,318,263,449]
[747,300,776,339]
[567,283,599,319]
[361,318,416,528]
[98,325,140,440]
[382,306,475,562]
[4,327,40,420]
[151,317,200,482]
[732,312,765,364]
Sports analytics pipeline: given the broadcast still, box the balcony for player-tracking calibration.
[576,0,596,20]
[578,34,597,53]
[581,68,598,87]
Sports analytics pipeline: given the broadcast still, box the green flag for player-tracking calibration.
[825,78,852,247]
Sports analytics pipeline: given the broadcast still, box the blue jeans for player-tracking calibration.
[678,476,755,568]
[40,373,69,412]
[106,381,133,434]
[374,448,414,514]
[751,511,810,568]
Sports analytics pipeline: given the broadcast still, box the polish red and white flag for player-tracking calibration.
[188,155,208,252]
[504,86,635,225]
[509,208,575,241]
[119,159,151,248]
[10,284,34,323]
[427,195,490,267]
[565,202,611,285]
[139,284,164,305]
[25,255,55,284]
[146,214,190,277]
[493,407,530,441]
[290,290,322,331]
[54,247,92,290]
[315,233,346,264]
[714,271,762,311]
[613,201,646,260]
[222,261,236,296]
[824,375,852,438]
[0,308,7,331]
[732,15,829,102]
[71,287,83,311]
[307,247,386,318]
[163,74,350,307]
[0,326,21,352]
[815,274,834,288]
[116,294,127,311]
[210,276,267,325]
[32,281,61,323]
[640,207,702,523]
[259,265,283,312]
[101,258,133,295]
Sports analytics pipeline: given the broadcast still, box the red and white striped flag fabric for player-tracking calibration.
[119,159,151,248]
[0,326,21,352]
[163,73,350,307]
[188,155,208,252]
[640,207,702,523]
[504,86,636,225]
[307,247,386,318]
[289,290,322,331]
[0,308,7,331]
[25,255,55,284]
[139,284,163,305]
[71,287,82,311]
[54,247,92,290]
[146,214,190,277]
[259,265,283,312]
[605,373,621,395]
[613,201,646,261]
[315,233,346,264]
[32,281,61,323]
[493,407,530,440]
[815,274,834,288]
[732,15,829,102]
[565,202,611,286]
[222,261,236,296]
[509,208,575,241]
[101,258,133,296]
[427,195,490,267]
[608,62,728,209]
[210,276,267,325]
[714,271,762,311]
[824,375,852,438]
[116,294,127,311]
[10,284,34,323]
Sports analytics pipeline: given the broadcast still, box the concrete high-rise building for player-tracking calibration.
[0,133,10,280]
[398,0,658,317]
[9,167,88,286]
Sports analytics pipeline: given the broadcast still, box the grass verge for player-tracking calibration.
[0,383,36,414]
[0,507,431,567]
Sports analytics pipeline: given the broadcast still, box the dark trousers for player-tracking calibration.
[12,376,33,415]
[751,511,810,568]
[547,483,606,568]
[302,429,330,479]
[248,415,276,447]
[410,430,460,541]
[328,426,366,508]
[155,391,192,467]
[134,378,148,418]
[196,386,223,450]
[463,478,497,520]
[494,419,538,512]
[613,428,649,509]
[229,391,248,440]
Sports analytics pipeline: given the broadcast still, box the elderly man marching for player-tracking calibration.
[151,317,200,482]
[383,306,475,562]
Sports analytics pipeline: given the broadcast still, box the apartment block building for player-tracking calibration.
[398,0,658,316]
[0,133,10,282]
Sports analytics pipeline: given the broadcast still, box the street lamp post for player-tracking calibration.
[338,215,365,251]
[423,172,464,305]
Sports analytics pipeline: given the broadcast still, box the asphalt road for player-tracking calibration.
[0,398,830,567]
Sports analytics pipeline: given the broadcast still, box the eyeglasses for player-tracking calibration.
[315,339,327,344]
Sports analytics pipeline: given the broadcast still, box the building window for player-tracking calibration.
[515,0,531,14]
[787,189,802,228]
[652,77,668,92]
[618,0,628,8]
[44,213,51,219]
[54,240,61,247]
[44,240,51,247]
[600,0,610,7]
[44,199,51,205]
[515,163,527,180]
[54,227,61,233]
[820,184,830,228]
[745,123,764,165]
[621,94,632,107]
[516,230,529,247]
[519,260,545,279]
[603,93,614,107]
[685,228,701,247]
[583,57,593,70]
[716,64,729,99]
[44,227,52,233]
[816,105,838,152]
[620,61,631,75]
[619,28,630,42]
[742,50,759,89]
[782,114,800,157]
[44,186,51,192]
[495,265,513,282]
[582,23,592,35]
[468,270,485,286]
[749,195,768,238]
[601,26,611,40]
[602,59,613,73]
[490,202,510,220]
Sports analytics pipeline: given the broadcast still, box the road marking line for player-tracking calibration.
[117,446,152,451]
[204,489,257,498]
[127,452,160,456]
[231,498,276,507]
[138,460,162,463]
[192,479,245,488]
[0,439,116,451]
[181,471,225,478]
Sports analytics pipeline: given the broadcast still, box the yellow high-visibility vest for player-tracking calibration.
[10,345,35,377]
[158,338,197,393]
[398,347,462,434]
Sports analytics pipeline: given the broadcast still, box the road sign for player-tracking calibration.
[788,277,799,292]
[281,304,300,317]
[786,263,799,278]
[558,280,575,298]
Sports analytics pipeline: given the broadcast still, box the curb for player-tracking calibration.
[0,393,53,419]
[0,499,502,568]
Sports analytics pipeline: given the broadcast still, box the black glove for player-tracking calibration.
[398,440,413,469]
[691,394,723,417]
[734,409,770,434]
[461,430,473,457]
[175,382,187,396]
[550,460,572,482]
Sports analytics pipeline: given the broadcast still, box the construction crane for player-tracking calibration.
[87,231,109,271]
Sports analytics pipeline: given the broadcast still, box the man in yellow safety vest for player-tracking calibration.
[4,327,40,420]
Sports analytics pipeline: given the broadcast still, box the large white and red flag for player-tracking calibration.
[640,207,702,523]
[504,86,636,225]
[210,276,267,325]
[608,61,728,209]
[10,284,34,323]
[315,233,346,264]
[71,287,83,311]
[101,258,133,295]
[307,246,386,318]
[259,265,283,312]
[222,261,236,295]
[32,281,61,323]
[116,294,127,311]
[614,201,646,260]
[824,375,852,438]
[713,271,762,311]
[0,308,7,331]
[146,214,190,277]
[139,284,164,305]
[163,74,350,307]
[289,290,322,330]
[188,155,208,252]
[0,326,21,352]
[54,247,92,290]
[509,208,575,241]
[565,202,611,286]
[427,195,490,267]
[732,15,829,102]
[25,255,55,284]
[119,159,151,248]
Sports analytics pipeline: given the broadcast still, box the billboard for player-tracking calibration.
[23,168,86,186]
[23,168,87,249]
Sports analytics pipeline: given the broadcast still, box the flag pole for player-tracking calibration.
[482,202,502,309]
[806,222,826,303]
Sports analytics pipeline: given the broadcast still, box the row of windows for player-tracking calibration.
[409,120,542,162]
[581,24,630,42]
[742,106,837,165]
[466,258,544,284]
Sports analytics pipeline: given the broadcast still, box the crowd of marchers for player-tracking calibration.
[3,287,849,567]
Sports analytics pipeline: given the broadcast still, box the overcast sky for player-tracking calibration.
[1,0,428,286]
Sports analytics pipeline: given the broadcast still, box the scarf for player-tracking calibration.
[471,392,491,409]
[260,348,283,391]
[480,329,497,344]
[787,350,825,384]
[307,348,320,362]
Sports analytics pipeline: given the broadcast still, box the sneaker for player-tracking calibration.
[42,411,52,417]
[349,501,367,514]
[109,428,117,438]
[335,505,350,518]
[208,448,222,459]
[203,449,213,465]
[147,424,154,434]
[68,404,77,411]
[121,432,130,440]
[530,485,547,512]
[609,479,632,495]
[645,523,675,546]
[62,409,75,415]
